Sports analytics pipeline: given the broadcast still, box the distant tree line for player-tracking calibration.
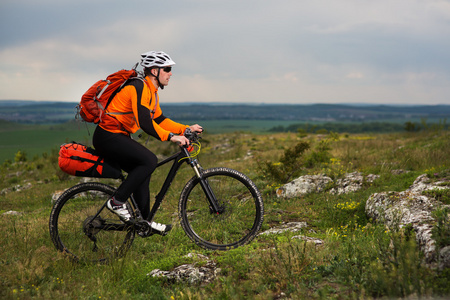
[268,120,449,134]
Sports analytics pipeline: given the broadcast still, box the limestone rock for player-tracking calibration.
[2,210,22,216]
[1,182,32,195]
[292,235,324,245]
[276,175,332,198]
[147,253,220,284]
[259,222,308,235]
[276,172,380,198]
[365,174,450,265]
[330,172,380,195]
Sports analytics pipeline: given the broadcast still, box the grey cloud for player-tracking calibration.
[1,0,449,103]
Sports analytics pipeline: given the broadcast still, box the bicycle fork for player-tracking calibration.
[189,159,223,214]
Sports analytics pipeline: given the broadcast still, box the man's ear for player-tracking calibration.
[151,68,159,76]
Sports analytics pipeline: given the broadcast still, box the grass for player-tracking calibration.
[0,119,301,164]
[1,129,449,299]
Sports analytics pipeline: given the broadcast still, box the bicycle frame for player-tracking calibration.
[91,143,221,232]
[147,145,222,221]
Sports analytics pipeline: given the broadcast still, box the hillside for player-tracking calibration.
[1,129,449,299]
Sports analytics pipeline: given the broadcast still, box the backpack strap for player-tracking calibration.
[95,81,112,108]
[103,76,158,127]
[103,76,141,120]
[149,89,159,119]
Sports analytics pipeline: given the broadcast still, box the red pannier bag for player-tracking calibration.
[58,142,122,179]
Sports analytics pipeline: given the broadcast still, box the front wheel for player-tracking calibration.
[179,167,264,250]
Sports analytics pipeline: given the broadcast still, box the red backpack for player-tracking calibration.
[77,64,139,124]
[58,142,122,179]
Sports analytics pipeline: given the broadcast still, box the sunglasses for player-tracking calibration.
[162,66,172,73]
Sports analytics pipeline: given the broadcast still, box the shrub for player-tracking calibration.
[257,141,310,183]
[14,150,27,163]
[304,138,332,168]
[431,206,450,250]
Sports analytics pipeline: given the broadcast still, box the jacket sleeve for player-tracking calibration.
[154,114,189,135]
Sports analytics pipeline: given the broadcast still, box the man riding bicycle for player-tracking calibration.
[92,51,203,235]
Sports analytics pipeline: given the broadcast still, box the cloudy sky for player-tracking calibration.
[1,0,449,105]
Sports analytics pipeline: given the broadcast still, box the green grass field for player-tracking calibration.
[0,119,302,163]
[0,125,94,163]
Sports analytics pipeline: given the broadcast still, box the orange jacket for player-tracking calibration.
[99,76,188,140]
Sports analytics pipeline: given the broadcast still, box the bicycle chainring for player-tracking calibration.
[135,220,154,238]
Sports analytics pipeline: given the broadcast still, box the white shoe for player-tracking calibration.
[150,222,172,235]
[106,199,132,222]
[137,220,172,237]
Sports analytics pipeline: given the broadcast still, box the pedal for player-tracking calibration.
[135,219,172,237]
[135,220,154,238]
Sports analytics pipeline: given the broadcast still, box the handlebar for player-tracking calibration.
[183,128,201,146]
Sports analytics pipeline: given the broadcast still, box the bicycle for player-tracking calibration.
[49,129,264,262]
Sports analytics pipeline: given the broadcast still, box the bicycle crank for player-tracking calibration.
[135,220,154,238]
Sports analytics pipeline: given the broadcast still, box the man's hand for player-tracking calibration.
[170,134,189,146]
[189,124,203,133]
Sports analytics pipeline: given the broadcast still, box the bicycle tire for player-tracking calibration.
[179,167,264,250]
[49,182,135,262]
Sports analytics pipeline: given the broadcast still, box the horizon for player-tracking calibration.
[0,99,449,107]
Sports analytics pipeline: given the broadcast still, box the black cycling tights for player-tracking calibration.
[93,126,157,220]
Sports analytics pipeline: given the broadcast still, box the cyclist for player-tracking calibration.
[92,51,203,235]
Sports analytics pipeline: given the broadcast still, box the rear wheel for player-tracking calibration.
[179,167,264,250]
[49,182,135,262]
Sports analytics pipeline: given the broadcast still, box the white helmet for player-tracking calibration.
[140,51,176,68]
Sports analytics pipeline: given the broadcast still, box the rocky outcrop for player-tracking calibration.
[1,182,32,195]
[365,174,450,268]
[259,221,308,235]
[407,174,450,193]
[330,172,380,195]
[276,172,449,269]
[292,235,324,245]
[276,175,332,198]
[276,172,379,198]
[1,210,23,216]
[259,222,324,245]
[147,253,220,284]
